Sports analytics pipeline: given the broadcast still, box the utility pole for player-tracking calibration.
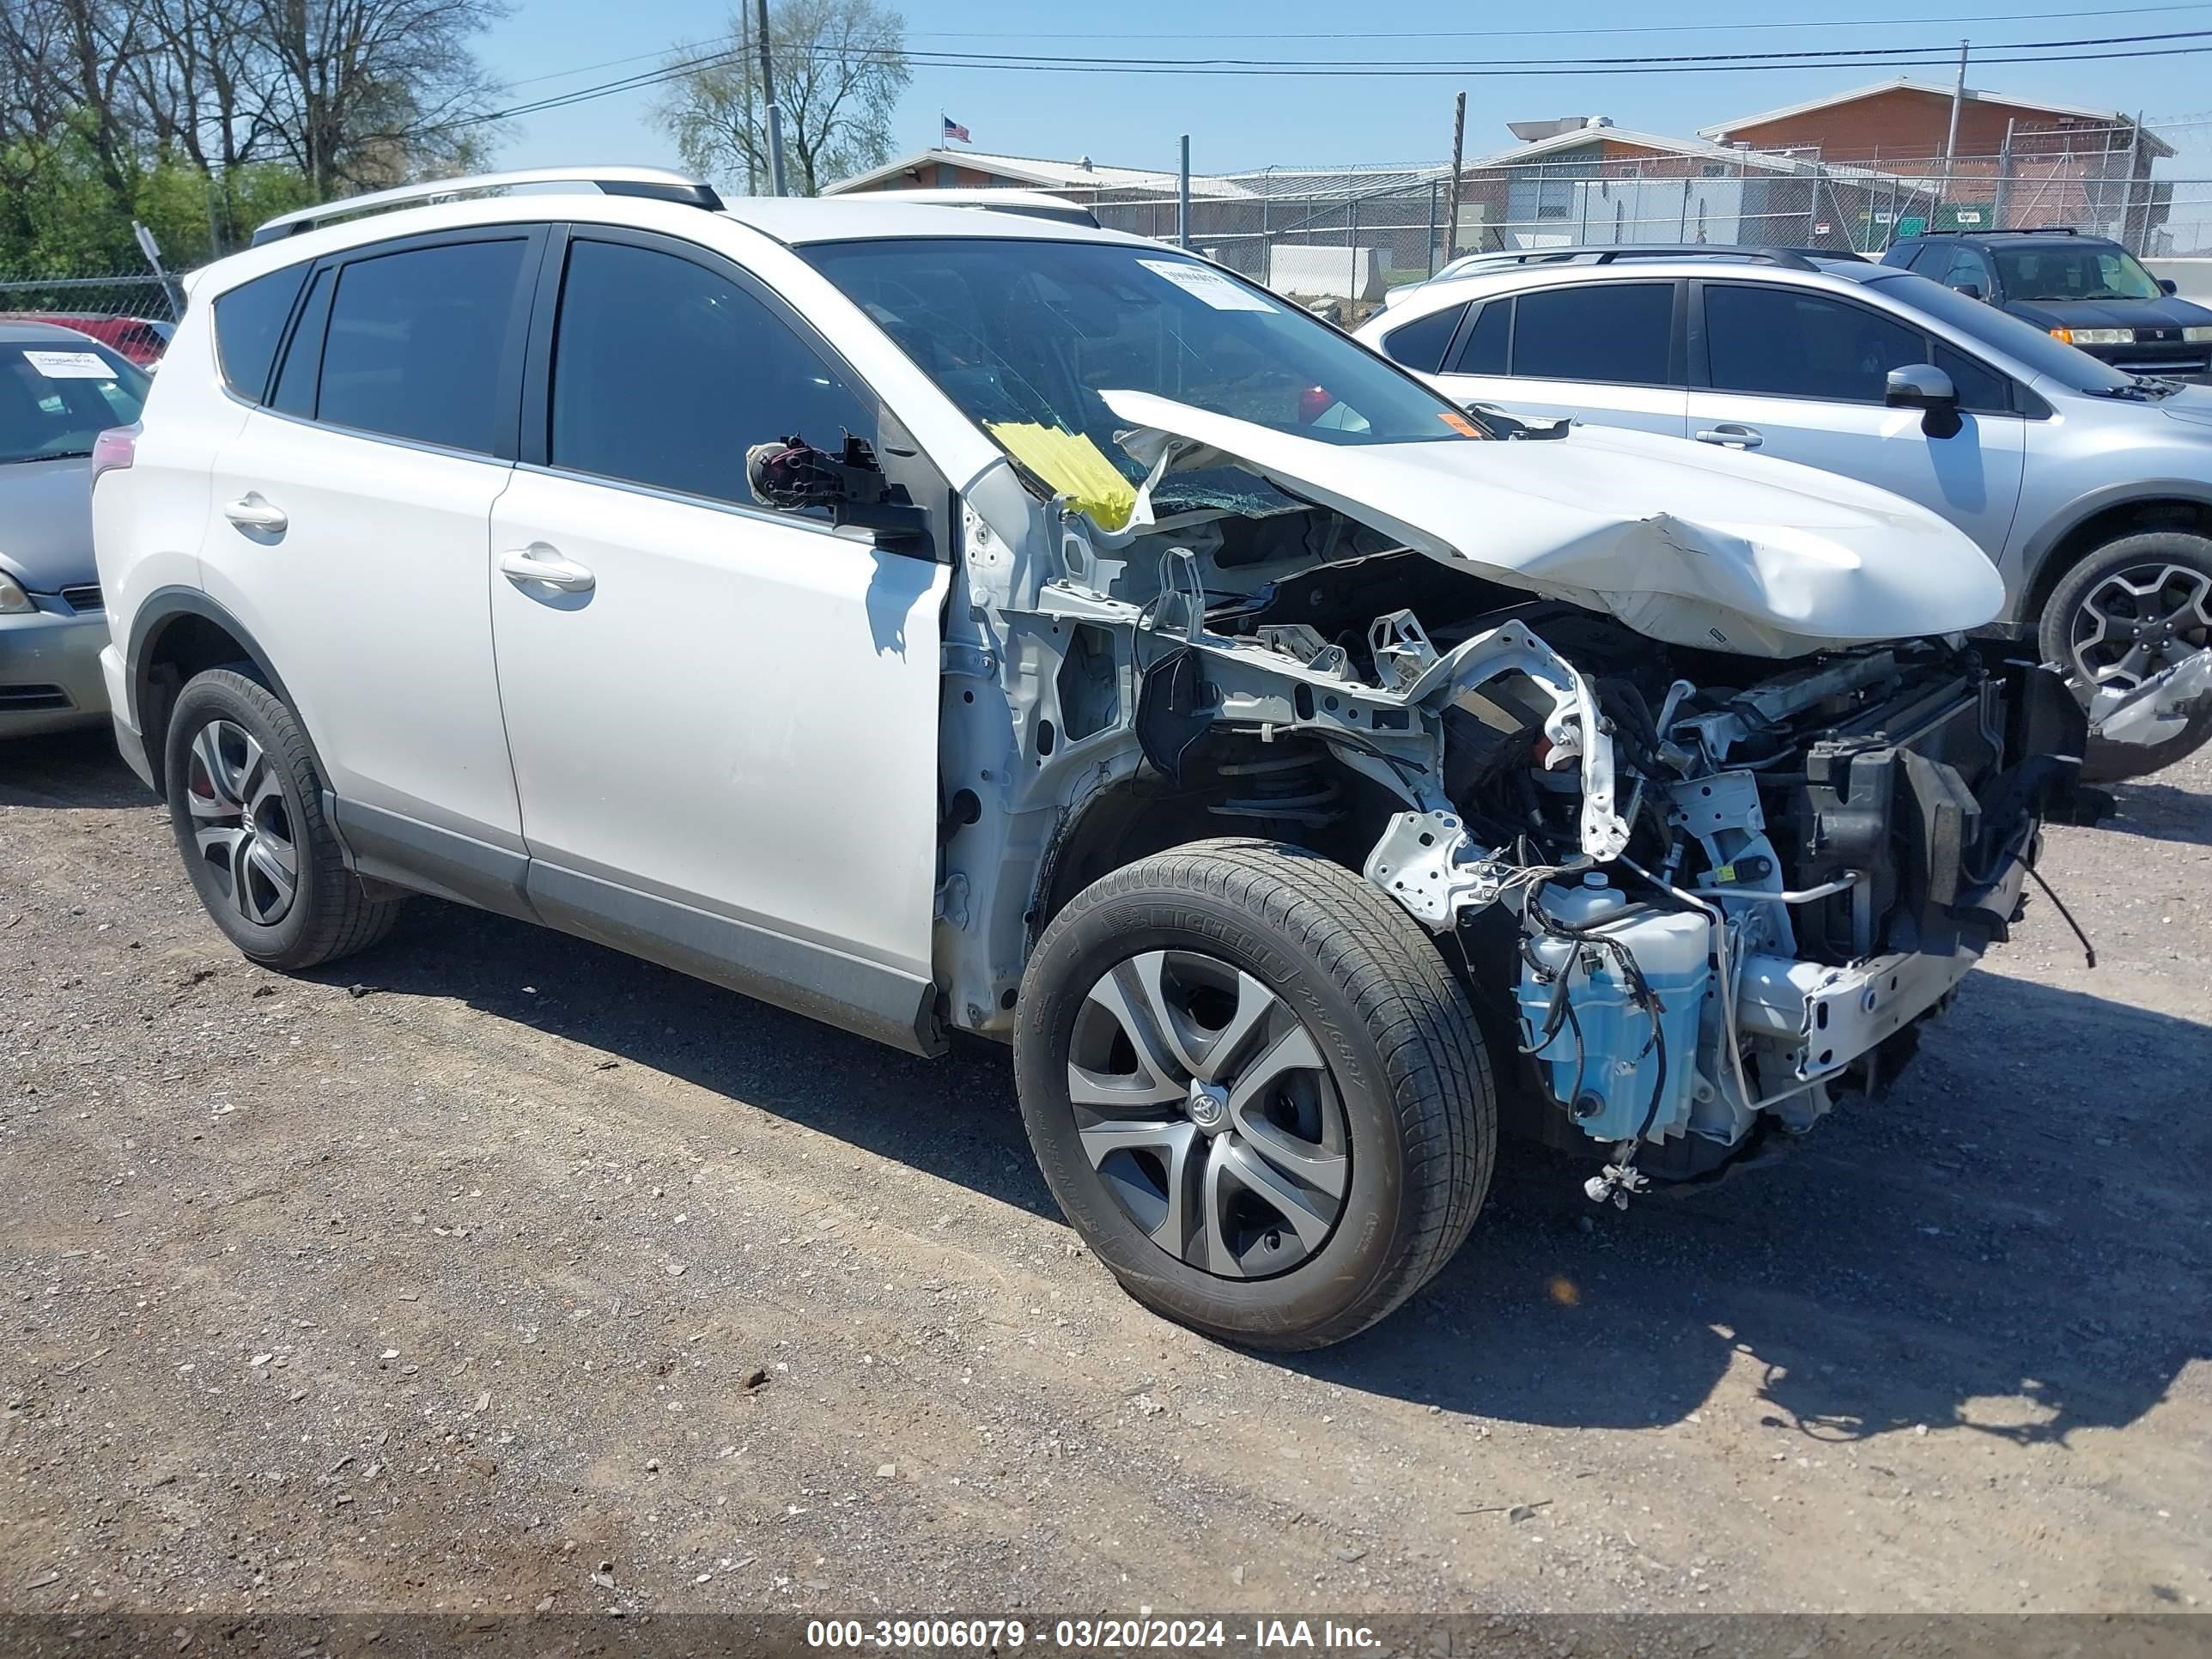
[1942,40,1969,169]
[2122,109,2145,245]
[1444,91,1467,263]
[739,3,758,196]
[755,0,787,196]
[1177,134,1190,249]
[1992,116,2015,229]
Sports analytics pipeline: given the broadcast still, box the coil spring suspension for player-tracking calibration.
[1206,752,1342,829]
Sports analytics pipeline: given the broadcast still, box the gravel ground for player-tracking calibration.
[2,730,2208,1620]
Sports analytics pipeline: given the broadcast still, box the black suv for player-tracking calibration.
[1882,228,2212,380]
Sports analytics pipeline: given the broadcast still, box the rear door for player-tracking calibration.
[1686,279,2027,561]
[1431,280,1689,438]
[201,228,540,905]
[487,227,949,1050]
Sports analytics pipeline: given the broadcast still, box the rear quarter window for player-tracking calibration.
[1378,302,1468,374]
[212,265,309,403]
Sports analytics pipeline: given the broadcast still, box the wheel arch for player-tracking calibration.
[2017,488,2212,638]
[128,587,318,796]
[1028,745,1403,949]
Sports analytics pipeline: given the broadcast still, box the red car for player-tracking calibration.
[0,312,172,368]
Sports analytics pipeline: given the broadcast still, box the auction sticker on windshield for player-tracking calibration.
[1139,258,1276,312]
[23,350,115,380]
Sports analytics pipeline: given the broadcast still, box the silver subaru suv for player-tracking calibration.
[1360,247,2212,781]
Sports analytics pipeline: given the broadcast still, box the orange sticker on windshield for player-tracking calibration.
[1438,410,1481,437]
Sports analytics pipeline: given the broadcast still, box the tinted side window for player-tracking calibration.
[1449,301,1509,375]
[1510,283,1673,386]
[317,240,526,453]
[550,239,874,509]
[1378,302,1467,374]
[1937,247,1995,295]
[212,264,308,402]
[1705,285,1924,403]
[1934,341,2011,414]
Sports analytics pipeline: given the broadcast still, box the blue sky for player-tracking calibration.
[475,0,2212,181]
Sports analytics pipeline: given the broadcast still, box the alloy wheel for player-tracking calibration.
[2069,561,2212,691]
[183,719,299,927]
[1066,950,1349,1279]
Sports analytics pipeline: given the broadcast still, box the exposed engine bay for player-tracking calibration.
[934,404,2087,1194]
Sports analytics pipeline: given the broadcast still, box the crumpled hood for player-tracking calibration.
[1100,390,2005,659]
[2159,384,2212,428]
[0,457,97,590]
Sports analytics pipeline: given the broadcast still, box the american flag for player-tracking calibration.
[942,115,970,144]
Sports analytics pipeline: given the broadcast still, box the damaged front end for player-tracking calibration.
[939,390,2083,1197]
[1133,562,2081,1189]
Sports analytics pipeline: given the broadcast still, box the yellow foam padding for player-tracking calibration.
[985,422,1139,532]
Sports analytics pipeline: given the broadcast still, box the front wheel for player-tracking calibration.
[2039,530,2212,784]
[1013,839,1495,1351]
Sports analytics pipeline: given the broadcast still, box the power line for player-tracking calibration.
[493,0,2212,76]
[453,27,2212,132]
[886,26,2212,69]
[898,0,2212,40]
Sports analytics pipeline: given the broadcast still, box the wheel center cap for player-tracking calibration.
[1187,1079,1229,1133]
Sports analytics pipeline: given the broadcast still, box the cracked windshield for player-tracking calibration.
[803,236,1479,526]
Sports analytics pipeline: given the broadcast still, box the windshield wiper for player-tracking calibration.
[3,447,93,464]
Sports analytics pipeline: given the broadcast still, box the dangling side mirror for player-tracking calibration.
[1885,363,1963,440]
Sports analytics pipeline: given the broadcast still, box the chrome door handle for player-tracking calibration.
[1694,424,1763,449]
[222,494,289,532]
[500,546,596,593]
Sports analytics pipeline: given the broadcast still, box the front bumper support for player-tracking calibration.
[1734,844,2029,1087]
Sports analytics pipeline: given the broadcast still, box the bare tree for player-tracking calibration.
[0,0,156,192]
[658,0,908,198]
[239,0,506,197]
[2,0,501,236]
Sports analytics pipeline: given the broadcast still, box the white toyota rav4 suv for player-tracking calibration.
[93,169,2087,1349]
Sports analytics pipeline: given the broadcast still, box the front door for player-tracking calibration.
[489,230,950,1051]
[1688,281,2027,561]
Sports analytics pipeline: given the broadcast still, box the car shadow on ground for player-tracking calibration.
[2101,775,2212,847]
[0,727,152,811]
[9,728,2210,1453]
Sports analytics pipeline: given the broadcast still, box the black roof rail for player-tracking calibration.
[2015,225,2081,235]
[1451,243,1824,273]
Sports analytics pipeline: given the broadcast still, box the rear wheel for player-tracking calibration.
[163,668,399,969]
[2040,531,2212,783]
[1013,838,1494,1350]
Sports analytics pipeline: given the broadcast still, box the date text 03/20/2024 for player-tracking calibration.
[804,1618,1382,1650]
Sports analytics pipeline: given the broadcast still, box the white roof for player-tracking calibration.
[823,149,1250,198]
[1698,77,2173,156]
[1461,125,1923,188]
[1216,163,1453,199]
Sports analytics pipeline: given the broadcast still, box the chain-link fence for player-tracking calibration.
[1074,121,2212,306]
[0,270,181,366]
